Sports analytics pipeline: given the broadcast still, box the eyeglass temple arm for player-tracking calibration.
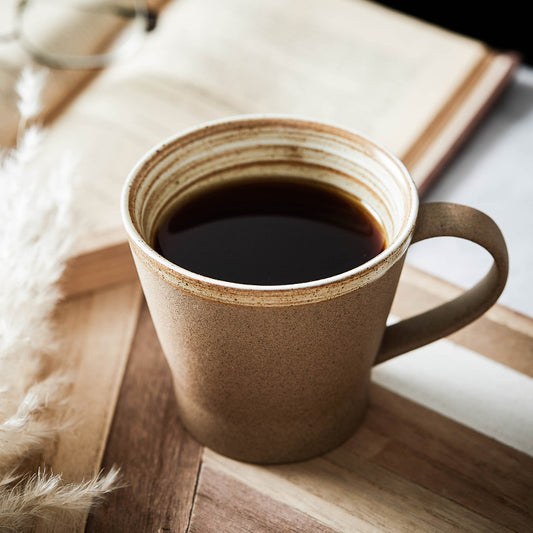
[100,4,158,32]
[144,9,158,32]
[18,2,159,33]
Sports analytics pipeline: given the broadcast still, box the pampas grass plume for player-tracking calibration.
[15,66,47,122]
[0,68,121,530]
[0,468,120,532]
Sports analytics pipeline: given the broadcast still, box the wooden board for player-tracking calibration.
[34,281,143,533]
[85,265,533,532]
[84,304,203,532]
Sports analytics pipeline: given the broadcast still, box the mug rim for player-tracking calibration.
[121,114,419,305]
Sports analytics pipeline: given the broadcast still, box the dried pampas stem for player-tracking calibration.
[0,468,120,532]
[0,67,121,531]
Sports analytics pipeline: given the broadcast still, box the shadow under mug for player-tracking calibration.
[121,116,508,464]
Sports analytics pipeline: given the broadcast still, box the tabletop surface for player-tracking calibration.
[84,66,533,531]
[85,270,533,532]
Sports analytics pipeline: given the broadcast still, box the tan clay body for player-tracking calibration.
[123,117,508,463]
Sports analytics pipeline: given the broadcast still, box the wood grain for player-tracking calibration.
[203,447,510,533]
[85,286,533,532]
[60,229,137,298]
[34,281,143,533]
[400,264,533,338]
[203,381,533,532]
[394,265,533,377]
[188,464,337,533]
[354,385,533,532]
[85,303,204,532]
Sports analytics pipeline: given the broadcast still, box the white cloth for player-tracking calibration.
[373,337,533,456]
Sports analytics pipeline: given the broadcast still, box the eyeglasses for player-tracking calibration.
[1,0,158,69]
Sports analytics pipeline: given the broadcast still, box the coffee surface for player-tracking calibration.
[155,179,385,285]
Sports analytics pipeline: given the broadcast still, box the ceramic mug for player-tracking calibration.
[122,116,508,464]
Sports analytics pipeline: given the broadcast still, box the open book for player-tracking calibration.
[0,0,518,296]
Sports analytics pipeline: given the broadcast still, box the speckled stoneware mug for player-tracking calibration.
[122,116,508,464]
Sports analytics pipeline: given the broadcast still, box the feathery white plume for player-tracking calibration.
[0,67,121,530]
[0,468,121,531]
[15,66,47,122]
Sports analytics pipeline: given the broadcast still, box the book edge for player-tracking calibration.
[403,49,520,194]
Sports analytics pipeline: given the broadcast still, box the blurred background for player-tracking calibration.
[377,1,532,65]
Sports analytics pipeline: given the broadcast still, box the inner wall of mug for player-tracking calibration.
[125,117,417,300]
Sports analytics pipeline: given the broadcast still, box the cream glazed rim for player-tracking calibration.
[121,114,419,306]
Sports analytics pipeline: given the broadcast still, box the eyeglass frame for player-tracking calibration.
[0,0,158,69]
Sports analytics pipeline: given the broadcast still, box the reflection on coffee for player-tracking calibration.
[155,179,386,285]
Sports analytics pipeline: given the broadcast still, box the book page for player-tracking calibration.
[4,0,487,246]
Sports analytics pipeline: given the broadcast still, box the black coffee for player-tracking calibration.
[155,179,386,285]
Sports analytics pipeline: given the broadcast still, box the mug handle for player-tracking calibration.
[374,202,509,365]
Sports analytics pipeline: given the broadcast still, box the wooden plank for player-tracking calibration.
[202,380,533,532]
[85,303,204,532]
[339,385,533,533]
[60,228,137,298]
[400,264,533,337]
[203,446,509,533]
[83,279,532,532]
[34,281,143,533]
[189,465,337,533]
[394,265,533,377]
